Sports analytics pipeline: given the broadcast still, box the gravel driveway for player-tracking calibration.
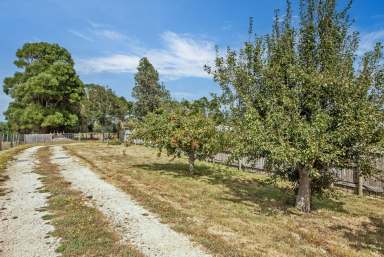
[51,145,211,257]
[0,146,60,257]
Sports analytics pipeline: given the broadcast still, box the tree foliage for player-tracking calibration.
[0,122,10,133]
[80,84,132,132]
[135,104,225,173]
[132,57,170,119]
[179,96,225,124]
[3,42,84,132]
[207,0,384,212]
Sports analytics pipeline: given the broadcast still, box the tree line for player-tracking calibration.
[136,0,384,212]
[2,43,170,134]
[2,0,384,212]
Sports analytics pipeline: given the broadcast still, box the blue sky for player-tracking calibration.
[1,0,384,120]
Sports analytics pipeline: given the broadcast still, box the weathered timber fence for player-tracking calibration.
[0,133,23,150]
[128,140,383,194]
[209,152,384,195]
[0,132,118,150]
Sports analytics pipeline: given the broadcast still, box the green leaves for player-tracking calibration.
[136,106,225,169]
[80,84,132,132]
[132,57,170,119]
[3,42,84,132]
[208,0,384,198]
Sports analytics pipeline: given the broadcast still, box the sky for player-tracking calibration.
[1,0,384,121]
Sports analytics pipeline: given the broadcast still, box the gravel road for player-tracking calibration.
[51,145,211,257]
[0,146,60,257]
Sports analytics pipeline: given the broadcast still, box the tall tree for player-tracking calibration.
[208,0,384,212]
[80,84,132,132]
[132,57,170,118]
[3,42,84,132]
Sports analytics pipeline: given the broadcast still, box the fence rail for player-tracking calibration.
[0,132,118,151]
[209,152,384,195]
[1,133,383,195]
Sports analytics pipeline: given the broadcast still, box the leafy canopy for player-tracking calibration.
[3,42,84,132]
[80,84,132,132]
[132,57,170,119]
[207,0,384,211]
[135,104,225,172]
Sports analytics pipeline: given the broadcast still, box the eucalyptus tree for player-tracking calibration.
[81,84,132,132]
[207,0,384,212]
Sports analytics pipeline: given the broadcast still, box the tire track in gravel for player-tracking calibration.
[50,145,212,257]
[0,146,60,257]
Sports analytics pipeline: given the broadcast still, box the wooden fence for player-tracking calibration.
[0,132,118,150]
[1,132,382,194]
[0,133,23,150]
[210,152,384,195]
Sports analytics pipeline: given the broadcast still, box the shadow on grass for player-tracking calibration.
[134,162,346,214]
[330,216,384,255]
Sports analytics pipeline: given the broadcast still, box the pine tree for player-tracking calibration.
[132,57,170,118]
[3,42,84,133]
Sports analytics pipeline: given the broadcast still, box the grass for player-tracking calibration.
[0,145,31,196]
[65,143,384,257]
[35,146,145,257]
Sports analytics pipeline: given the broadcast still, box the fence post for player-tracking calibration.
[0,134,2,151]
[10,133,14,148]
[354,169,364,196]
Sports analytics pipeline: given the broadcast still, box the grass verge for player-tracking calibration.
[65,143,384,257]
[36,146,145,257]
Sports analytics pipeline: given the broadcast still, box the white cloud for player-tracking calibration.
[78,54,140,73]
[93,29,126,41]
[69,21,129,42]
[358,30,384,55]
[76,31,216,79]
[68,29,94,42]
[87,20,107,29]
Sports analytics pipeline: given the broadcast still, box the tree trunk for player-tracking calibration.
[295,167,311,213]
[188,153,195,174]
[10,134,14,148]
[356,170,364,196]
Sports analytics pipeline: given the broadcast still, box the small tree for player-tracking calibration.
[136,107,223,173]
[132,57,170,119]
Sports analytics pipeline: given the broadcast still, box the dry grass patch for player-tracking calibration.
[36,146,145,257]
[65,143,384,257]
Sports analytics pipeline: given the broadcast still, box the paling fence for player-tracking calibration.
[0,132,118,150]
[0,133,24,150]
[125,139,384,194]
[1,132,382,194]
[209,152,384,195]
